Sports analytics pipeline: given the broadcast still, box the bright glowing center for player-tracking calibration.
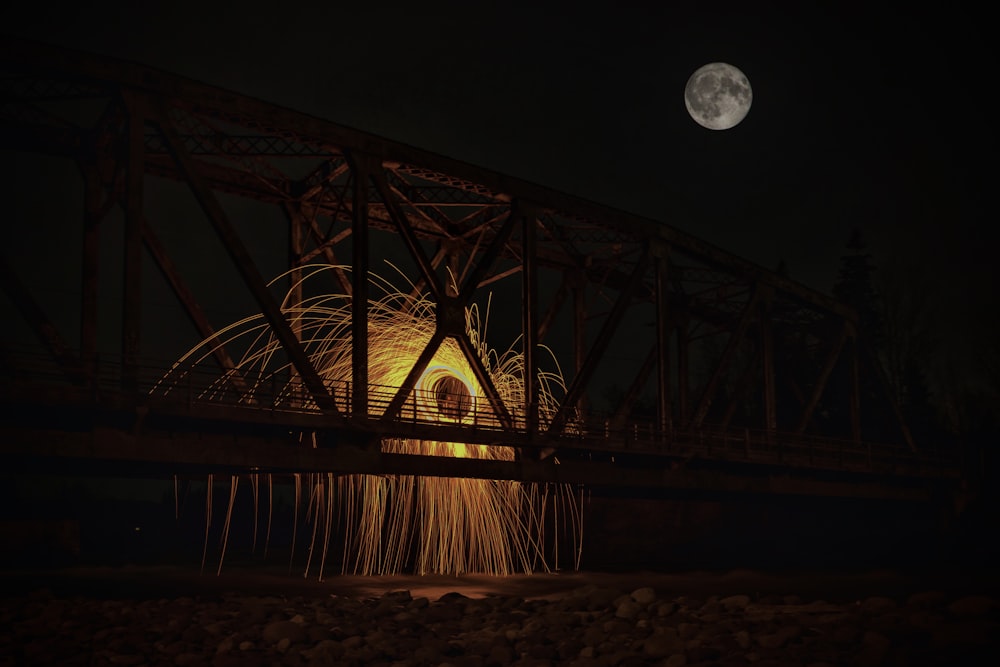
[418,364,476,423]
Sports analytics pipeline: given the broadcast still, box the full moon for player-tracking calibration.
[684,62,752,130]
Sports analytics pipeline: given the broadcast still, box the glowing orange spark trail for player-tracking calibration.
[156,264,581,577]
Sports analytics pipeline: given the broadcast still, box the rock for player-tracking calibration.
[755,626,801,649]
[615,600,641,619]
[643,632,682,658]
[215,635,236,654]
[906,590,947,607]
[946,595,997,616]
[720,594,751,610]
[630,587,657,605]
[302,639,343,661]
[734,630,751,649]
[655,601,677,617]
[262,619,306,645]
[665,654,687,667]
[855,631,891,667]
[677,623,698,640]
[860,596,896,613]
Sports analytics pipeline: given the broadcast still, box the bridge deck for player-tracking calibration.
[0,354,961,503]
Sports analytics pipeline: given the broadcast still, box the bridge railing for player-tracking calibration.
[1,345,959,475]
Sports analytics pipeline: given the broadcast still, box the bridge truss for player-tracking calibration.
[0,38,956,500]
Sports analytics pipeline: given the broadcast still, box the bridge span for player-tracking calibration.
[0,38,964,507]
[1,353,960,504]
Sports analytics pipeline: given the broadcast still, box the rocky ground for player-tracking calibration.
[1,567,997,667]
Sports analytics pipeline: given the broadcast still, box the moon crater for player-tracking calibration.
[685,62,752,130]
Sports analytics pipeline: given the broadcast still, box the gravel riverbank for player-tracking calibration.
[2,565,997,666]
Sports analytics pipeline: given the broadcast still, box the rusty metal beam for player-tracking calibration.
[522,206,539,434]
[140,218,248,396]
[371,168,444,302]
[677,313,690,425]
[572,274,587,415]
[654,250,672,433]
[0,255,87,384]
[0,425,951,500]
[849,339,861,444]
[611,344,657,429]
[795,322,850,434]
[382,329,446,419]
[862,340,916,451]
[349,152,370,418]
[690,288,762,429]
[121,94,144,394]
[456,207,517,305]
[80,165,102,379]
[537,272,570,344]
[454,332,514,430]
[548,250,650,437]
[152,107,341,417]
[720,355,757,430]
[760,289,777,433]
[295,203,353,295]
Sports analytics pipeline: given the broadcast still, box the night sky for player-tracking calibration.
[2,2,997,398]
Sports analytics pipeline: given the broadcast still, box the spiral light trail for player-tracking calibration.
[157,264,582,577]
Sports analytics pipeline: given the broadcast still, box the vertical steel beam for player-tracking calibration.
[370,169,443,302]
[153,108,340,417]
[349,153,370,418]
[795,322,849,434]
[548,250,649,436]
[849,337,861,443]
[455,211,517,306]
[140,218,249,396]
[654,250,672,433]
[286,202,306,407]
[691,288,761,429]
[862,340,916,451]
[521,204,539,433]
[80,165,101,380]
[720,358,757,430]
[0,255,85,383]
[537,272,570,344]
[611,345,656,428]
[677,314,690,426]
[572,272,587,415]
[759,288,777,433]
[121,96,144,394]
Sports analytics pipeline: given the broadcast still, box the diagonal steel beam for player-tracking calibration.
[611,343,657,429]
[455,332,514,430]
[690,287,762,429]
[861,339,916,451]
[456,207,517,305]
[0,254,87,385]
[152,107,341,418]
[121,94,144,394]
[795,321,849,434]
[382,329,446,420]
[140,217,250,397]
[547,249,650,437]
[370,168,444,301]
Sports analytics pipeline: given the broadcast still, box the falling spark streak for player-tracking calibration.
[157,264,582,577]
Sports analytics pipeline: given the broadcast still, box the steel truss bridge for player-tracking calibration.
[0,38,959,503]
